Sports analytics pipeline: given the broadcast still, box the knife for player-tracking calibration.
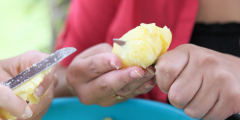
[2,47,76,89]
[113,38,158,65]
[113,38,126,46]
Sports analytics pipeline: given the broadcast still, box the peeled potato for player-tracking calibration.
[0,68,51,120]
[159,26,172,56]
[112,23,172,68]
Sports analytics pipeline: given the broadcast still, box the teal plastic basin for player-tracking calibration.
[43,97,197,120]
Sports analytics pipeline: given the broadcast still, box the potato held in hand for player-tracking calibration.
[0,68,51,120]
[112,23,172,68]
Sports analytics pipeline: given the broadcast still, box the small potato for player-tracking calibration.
[112,23,172,68]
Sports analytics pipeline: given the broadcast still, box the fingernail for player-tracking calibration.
[21,106,32,119]
[110,61,121,69]
[147,69,155,75]
[145,68,155,77]
[160,89,168,94]
[54,73,58,79]
[145,80,155,89]
[130,70,143,79]
[33,86,44,99]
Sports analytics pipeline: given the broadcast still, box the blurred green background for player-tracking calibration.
[0,0,70,60]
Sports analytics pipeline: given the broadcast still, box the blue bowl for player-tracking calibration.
[43,97,197,120]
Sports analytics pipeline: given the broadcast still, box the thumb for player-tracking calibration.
[0,85,32,119]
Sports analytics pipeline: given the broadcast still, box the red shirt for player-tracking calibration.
[55,0,198,103]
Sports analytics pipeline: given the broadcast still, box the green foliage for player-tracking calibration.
[0,0,52,59]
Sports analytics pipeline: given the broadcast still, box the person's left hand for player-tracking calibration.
[0,50,57,120]
[66,43,155,107]
[155,44,240,120]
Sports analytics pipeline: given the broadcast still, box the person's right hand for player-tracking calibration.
[66,43,156,106]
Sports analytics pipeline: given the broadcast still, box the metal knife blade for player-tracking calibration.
[113,38,126,46]
[2,47,76,89]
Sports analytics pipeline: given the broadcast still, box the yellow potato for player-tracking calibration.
[159,26,172,56]
[0,68,51,120]
[112,23,172,68]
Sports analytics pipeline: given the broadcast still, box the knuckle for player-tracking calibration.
[156,61,178,93]
[213,69,232,83]
[117,87,131,96]
[184,108,200,119]
[66,62,84,85]
[88,58,101,75]
[226,86,240,101]
[202,113,227,120]
[197,54,220,67]
[99,78,114,93]
[168,90,185,109]
[157,61,179,78]
[77,93,92,105]
[155,78,165,92]
[118,71,130,85]
[120,79,130,85]
[66,70,75,85]
[160,86,169,94]
[135,86,150,95]
[157,61,169,73]
[141,88,152,94]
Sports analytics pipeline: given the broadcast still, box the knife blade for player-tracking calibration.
[113,38,126,46]
[2,47,76,89]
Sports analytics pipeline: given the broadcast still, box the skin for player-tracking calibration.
[59,43,156,107]
[59,43,240,120]
[0,50,57,120]
[196,0,240,23]
[0,1,239,119]
[156,44,240,120]
[52,1,240,120]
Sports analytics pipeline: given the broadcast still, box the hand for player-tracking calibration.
[66,43,155,106]
[0,50,57,120]
[155,44,240,120]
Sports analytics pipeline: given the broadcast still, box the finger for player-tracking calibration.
[78,66,144,104]
[155,45,189,94]
[202,80,237,120]
[0,51,49,80]
[30,82,55,119]
[67,53,122,84]
[93,69,155,107]
[114,66,155,96]
[202,98,232,120]
[96,93,130,107]
[0,85,32,119]
[134,79,156,95]
[183,75,219,119]
[33,67,56,99]
[167,62,202,109]
[97,79,156,107]
[75,43,113,59]
[29,107,49,120]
